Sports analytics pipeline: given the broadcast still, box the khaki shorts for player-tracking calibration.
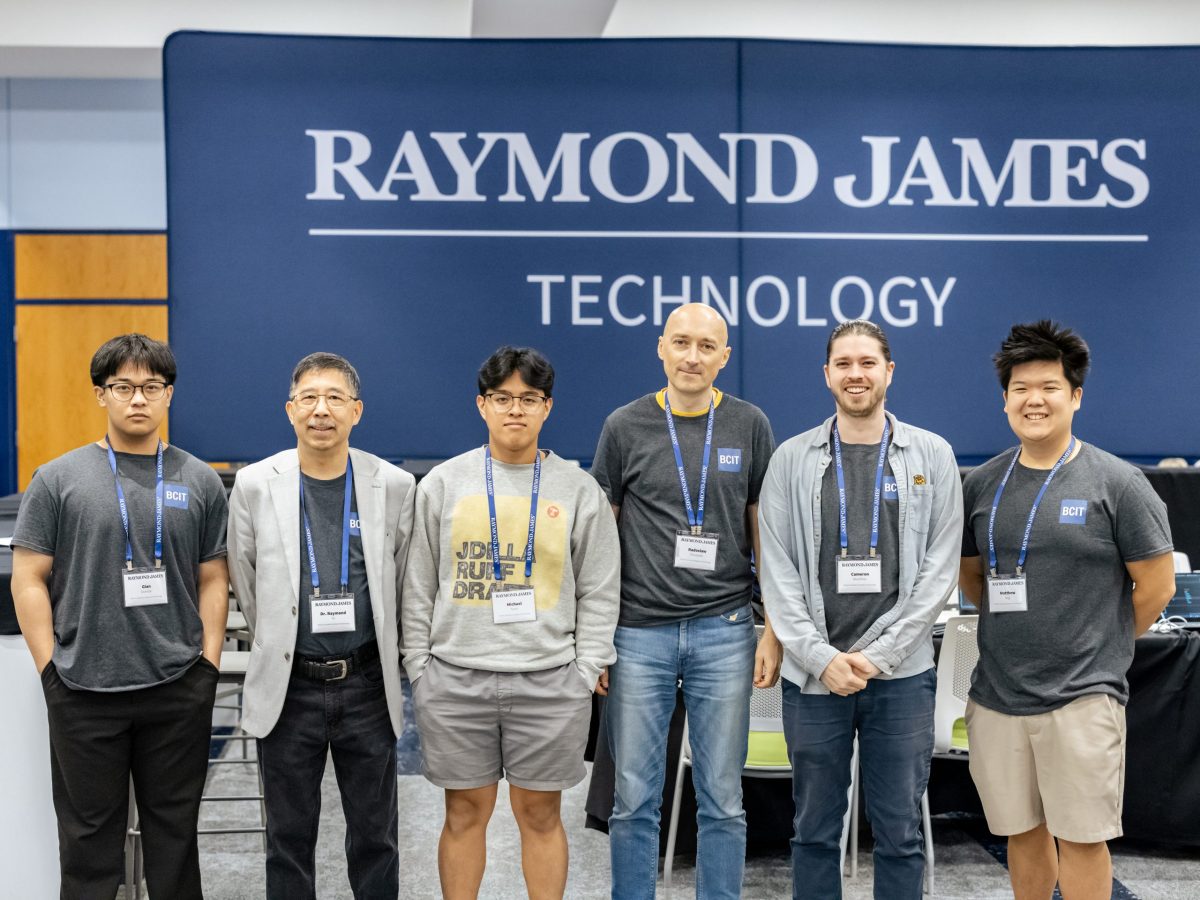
[965,694,1126,843]
[411,657,594,791]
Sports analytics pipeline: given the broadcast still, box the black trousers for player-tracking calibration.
[257,652,399,900]
[41,657,219,900]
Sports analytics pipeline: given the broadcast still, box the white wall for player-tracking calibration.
[605,0,1200,44]
[3,79,163,229]
[0,84,10,228]
[0,0,470,228]
[0,1,470,77]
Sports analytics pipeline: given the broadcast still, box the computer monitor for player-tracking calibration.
[1165,572,1200,622]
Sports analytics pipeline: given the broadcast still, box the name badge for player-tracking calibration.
[836,556,882,594]
[123,567,168,607]
[674,531,719,571]
[987,574,1028,613]
[493,586,536,624]
[311,593,356,633]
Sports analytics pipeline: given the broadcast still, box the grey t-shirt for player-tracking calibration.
[592,390,775,626]
[819,440,901,652]
[12,443,229,691]
[962,443,1172,714]
[295,472,374,657]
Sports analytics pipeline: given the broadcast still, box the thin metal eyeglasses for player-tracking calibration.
[485,393,549,412]
[103,381,168,402]
[290,392,358,410]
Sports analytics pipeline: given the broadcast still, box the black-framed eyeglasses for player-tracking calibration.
[485,393,549,412]
[104,381,168,402]
[290,392,358,410]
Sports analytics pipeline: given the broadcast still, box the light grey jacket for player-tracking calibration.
[758,412,963,693]
[227,448,416,737]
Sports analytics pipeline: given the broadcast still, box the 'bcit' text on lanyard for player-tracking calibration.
[832,418,890,594]
[106,436,169,607]
[484,445,540,624]
[665,393,719,572]
[985,437,1076,614]
[300,459,357,633]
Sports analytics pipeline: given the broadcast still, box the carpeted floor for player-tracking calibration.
[192,749,1200,900]
[184,679,1200,899]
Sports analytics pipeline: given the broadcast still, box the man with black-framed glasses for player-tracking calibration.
[401,345,619,900]
[227,351,416,899]
[11,333,229,899]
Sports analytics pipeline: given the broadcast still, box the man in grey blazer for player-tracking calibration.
[227,352,416,900]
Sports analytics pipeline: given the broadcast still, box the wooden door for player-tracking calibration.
[14,234,168,488]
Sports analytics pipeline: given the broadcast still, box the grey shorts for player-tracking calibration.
[411,657,594,791]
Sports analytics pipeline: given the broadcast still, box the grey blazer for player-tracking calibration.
[227,447,416,738]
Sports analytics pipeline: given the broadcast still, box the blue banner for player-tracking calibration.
[164,33,1197,463]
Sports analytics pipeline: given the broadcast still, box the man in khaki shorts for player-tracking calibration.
[401,346,620,900]
[960,321,1175,899]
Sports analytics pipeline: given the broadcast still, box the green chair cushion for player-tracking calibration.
[952,718,969,751]
[746,731,790,769]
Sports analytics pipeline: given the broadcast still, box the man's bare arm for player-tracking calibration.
[960,555,985,609]
[1128,553,1176,636]
[12,547,55,672]
[197,557,230,666]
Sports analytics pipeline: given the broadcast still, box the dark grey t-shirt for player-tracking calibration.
[592,391,775,626]
[819,440,901,651]
[295,472,374,657]
[12,443,228,691]
[962,443,1172,714]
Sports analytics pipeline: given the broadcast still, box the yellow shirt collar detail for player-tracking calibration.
[655,387,724,416]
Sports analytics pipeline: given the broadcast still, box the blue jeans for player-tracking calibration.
[257,650,399,900]
[607,605,756,900]
[782,668,936,900]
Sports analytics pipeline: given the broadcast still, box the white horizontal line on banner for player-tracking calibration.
[308,228,1149,243]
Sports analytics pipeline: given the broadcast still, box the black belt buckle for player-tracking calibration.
[325,659,349,682]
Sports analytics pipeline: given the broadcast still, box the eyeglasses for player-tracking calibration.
[290,392,358,410]
[104,381,168,402]
[485,393,549,412]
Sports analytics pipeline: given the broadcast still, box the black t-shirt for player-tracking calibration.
[12,444,228,690]
[962,443,1172,713]
[818,440,901,651]
[592,390,775,626]
[295,472,374,657]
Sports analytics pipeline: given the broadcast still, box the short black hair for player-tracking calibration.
[90,334,176,387]
[993,320,1090,391]
[290,352,361,398]
[826,319,892,363]
[477,346,555,397]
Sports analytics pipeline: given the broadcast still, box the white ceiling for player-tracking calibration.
[2,0,1200,78]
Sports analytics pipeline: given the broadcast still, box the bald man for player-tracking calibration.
[592,303,778,899]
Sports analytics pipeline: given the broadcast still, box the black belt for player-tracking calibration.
[293,640,379,682]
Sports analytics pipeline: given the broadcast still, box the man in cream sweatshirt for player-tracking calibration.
[402,345,620,900]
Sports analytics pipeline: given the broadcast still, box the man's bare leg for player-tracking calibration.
[439,784,499,900]
[510,785,568,900]
[1008,823,1059,900]
[1058,838,1112,900]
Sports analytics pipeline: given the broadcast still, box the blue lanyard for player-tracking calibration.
[987,437,1076,576]
[831,418,891,558]
[105,437,164,570]
[663,393,715,534]
[298,458,354,596]
[484,446,541,582]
